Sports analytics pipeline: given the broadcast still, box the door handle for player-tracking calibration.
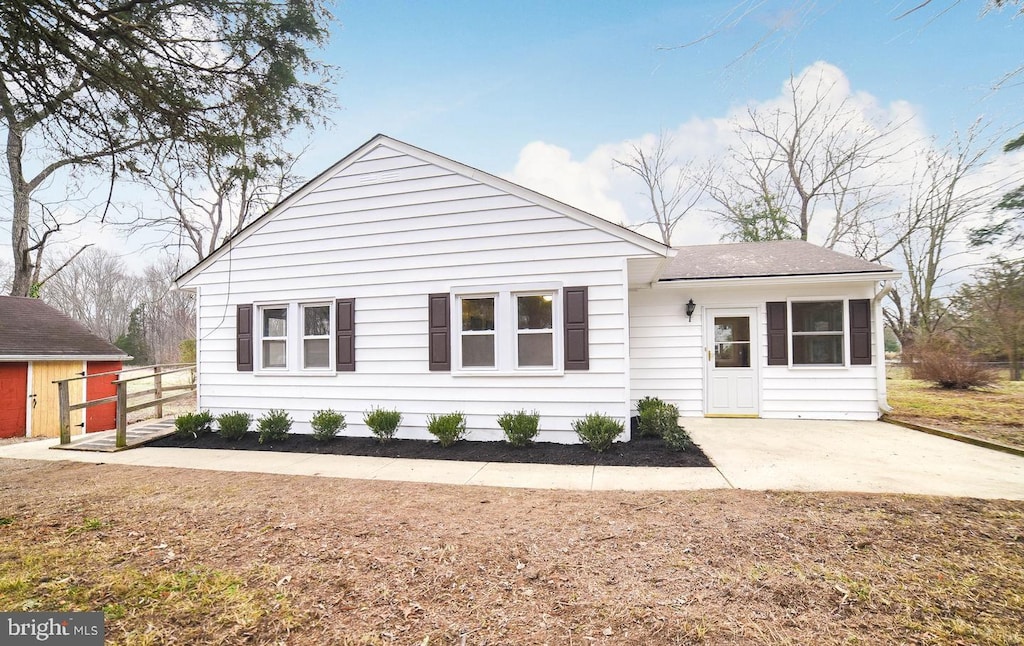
[707,350,712,361]
[29,394,37,408]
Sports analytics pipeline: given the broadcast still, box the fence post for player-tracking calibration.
[58,381,71,445]
[153,365,163,419]
[116,380,128,449]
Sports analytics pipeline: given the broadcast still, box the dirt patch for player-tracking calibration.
[149,432,713,468]
[1,459,1021,645]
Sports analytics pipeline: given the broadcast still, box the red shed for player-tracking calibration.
[0,297,129,438]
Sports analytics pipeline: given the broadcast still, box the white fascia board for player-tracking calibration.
[176,134,671,286]
[0,355,128,362]
[653,271,902,289]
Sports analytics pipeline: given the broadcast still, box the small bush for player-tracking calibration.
[637,396,674,437]
[906,340,997,390]
[427,412,467,447]
[216,411,251,441]
[310,409,346,442]
[257,409,292,444]
[174,410,213,439]
[572,413,623,452]
[662,422,693,452]
[364,407,402,443]
[497,410,540,447]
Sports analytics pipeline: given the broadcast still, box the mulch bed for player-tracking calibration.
[149,431,713,467]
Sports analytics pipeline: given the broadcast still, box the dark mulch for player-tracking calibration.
[149,431,713,468]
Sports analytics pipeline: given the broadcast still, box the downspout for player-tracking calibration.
[873,280,894,415]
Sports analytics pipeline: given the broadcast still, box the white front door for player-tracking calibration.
[705,309,759,416]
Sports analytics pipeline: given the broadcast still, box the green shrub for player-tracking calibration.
[497,409,541,447]
[427,412,467,447]
[310,409,346,442]
[662,422,693,452]
[257,409,292,444]
[639,400,680,438]
[572,413,623,452]
[636,396,670,437]
[364,407,402,443]
[216,411,251,441]
[174,410,213,439]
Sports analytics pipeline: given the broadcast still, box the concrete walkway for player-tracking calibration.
[0,419,1021,499]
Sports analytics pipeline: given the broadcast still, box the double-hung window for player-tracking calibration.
[302,304,331,369]
[460,297,496,368]
[257,302,334,371]
[454,286,560,373]
[261,306,288,369]
[515,294,554,368]
[791,301,844,366]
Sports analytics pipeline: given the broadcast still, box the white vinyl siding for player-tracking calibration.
[629,281,882,421]
[185,143,658,442]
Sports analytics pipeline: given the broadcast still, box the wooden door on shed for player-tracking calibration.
[30,361,84,438]
[0,363,28,438]
[86,361,121,432]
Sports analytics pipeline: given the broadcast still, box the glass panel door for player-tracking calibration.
[714,316,751,368]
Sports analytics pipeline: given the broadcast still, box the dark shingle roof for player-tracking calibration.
[660,240,895,281]
[0,296,127,358]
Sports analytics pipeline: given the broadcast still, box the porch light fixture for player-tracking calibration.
[685,299,696,322]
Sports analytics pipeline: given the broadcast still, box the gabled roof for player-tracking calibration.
[660,240,897,281]
[0,297,128,360]
[176,134,672,287]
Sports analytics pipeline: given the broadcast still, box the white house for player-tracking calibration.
[175,134,900,443]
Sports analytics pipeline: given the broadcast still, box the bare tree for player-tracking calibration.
[130,103,306,260]
[614,132,711,245]
[40,247,140,342]
[715,71,908,256]
[884,125,996,348]
[138,257,196,363]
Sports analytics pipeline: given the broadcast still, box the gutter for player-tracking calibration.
[873,280,895,415]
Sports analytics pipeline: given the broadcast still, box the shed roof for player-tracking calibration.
[660,240,895,281]
[0,296,128,359]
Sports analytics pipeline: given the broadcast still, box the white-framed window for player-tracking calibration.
[302,303,332,369]
[260,305,288,369]
[790,300,844,366]
[515,293,554,368]
[460,296,497,368]
[257,301,334,372]
[453,284,561,374]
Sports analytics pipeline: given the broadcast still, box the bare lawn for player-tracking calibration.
[886,368,1024,451]
[1,460,1022,645]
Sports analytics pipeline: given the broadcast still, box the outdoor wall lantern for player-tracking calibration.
[685,299,696,322]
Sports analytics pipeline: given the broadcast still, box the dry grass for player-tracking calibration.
[1,459,1022,645]
[887,366,1024,450]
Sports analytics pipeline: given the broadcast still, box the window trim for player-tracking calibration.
[451,283,563,376]
[254,300,337,374]
[258,304,289,371]
[300,302,333,371]
[787,298,849,368]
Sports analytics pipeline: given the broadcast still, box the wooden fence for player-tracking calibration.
[54,363,196,448]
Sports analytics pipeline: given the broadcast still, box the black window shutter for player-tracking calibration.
[336,298,356,371]
[766,301,788,366]
[428,293,450,371]
[236,304,253,372]
[849,299,872,365]
[564,286,590,371]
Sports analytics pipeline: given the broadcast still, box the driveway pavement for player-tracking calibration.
[685,417,1024,500]
[0,419,1021,499]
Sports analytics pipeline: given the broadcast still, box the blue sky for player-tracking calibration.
[312,0,1022,177]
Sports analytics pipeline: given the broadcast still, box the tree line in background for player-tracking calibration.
[1,250,194,365]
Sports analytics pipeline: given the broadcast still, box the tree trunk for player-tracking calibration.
[6,125,33,297]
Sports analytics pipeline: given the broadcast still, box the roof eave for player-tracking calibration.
[654,270,902,288]
[0,354,129,362]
